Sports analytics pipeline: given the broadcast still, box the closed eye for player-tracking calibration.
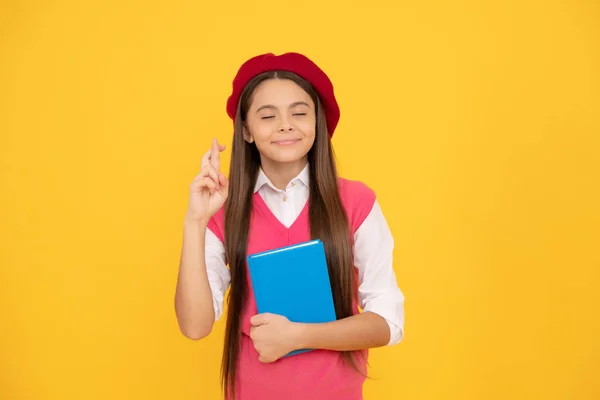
[293,113,307,116]
[261,116,275,120]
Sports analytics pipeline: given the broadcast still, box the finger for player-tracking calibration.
[217,172,229,197]
[210,138,220,170]
[251,338,261,352]
[250,313,273,326]
[200,177,217,191]
[200,148,212,169]
[194,164,220,185]
[218,172,227,186]
[250,314,264,326]
[191,177,216,193]
[215,140,226,152]
[206,165,220,187]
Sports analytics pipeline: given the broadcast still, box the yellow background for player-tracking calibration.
[1,0,599,399]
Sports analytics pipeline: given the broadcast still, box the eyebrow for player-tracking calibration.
[255,101,311,113]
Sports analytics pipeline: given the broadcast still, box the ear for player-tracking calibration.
[242,123,254,144]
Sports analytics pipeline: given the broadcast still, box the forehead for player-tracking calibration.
[250,78,313,108]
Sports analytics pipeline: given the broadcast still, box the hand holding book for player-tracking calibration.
[247,239,338,362]
[249,313,302,363]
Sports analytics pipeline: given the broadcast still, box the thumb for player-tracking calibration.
[219,172,229,192]
[250,313,270,327]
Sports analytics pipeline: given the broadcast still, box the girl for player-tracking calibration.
[175,52,405,400]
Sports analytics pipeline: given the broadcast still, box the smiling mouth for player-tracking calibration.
[272,139,300,145]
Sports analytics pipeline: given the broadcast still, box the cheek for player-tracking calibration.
[304,136,316,151]
[247,121,271,142]
[253,129,273,146]
[298,118,316,138]
[250,126,275,153]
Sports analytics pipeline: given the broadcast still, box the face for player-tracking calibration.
[243,78,316,166]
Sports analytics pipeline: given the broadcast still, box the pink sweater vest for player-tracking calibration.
[208,178,376,400]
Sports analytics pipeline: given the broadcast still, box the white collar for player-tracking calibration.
[254,163,310,193]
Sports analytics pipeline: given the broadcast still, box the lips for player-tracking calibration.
[272,139,300,145]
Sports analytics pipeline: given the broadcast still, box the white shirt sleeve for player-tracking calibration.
[204,227,231,321]
[353,200,405,345]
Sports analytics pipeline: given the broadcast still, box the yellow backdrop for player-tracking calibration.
[1,1,598,399]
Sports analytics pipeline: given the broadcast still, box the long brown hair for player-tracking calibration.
[221,71,365,399]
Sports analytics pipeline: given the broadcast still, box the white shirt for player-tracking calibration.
[205,165,405,346]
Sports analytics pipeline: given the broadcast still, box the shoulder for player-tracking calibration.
[337,177,376,199]
[337,177,377,233]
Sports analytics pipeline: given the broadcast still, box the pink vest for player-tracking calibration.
[208,178,376,400]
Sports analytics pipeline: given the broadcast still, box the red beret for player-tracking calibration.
[226,52,340,137]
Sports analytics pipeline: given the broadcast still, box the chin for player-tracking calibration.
[272,155,307,164]
[268,149,309,164]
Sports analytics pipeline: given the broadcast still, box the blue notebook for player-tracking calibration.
[247,239,337,357]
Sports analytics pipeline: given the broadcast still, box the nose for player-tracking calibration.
[278,119,294,132]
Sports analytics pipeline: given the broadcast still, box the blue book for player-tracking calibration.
[247,239,338,357]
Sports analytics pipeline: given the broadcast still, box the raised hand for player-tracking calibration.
[185,138,229,224]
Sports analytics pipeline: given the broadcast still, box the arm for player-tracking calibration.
[249,198,405,362]
[174,219,229,340]
[295,311,391,351]
[297,200,405,351]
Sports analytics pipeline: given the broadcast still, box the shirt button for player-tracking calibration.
[282,196,287,202]
[291,181,296,187]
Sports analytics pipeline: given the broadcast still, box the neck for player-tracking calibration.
[260,156,307,190]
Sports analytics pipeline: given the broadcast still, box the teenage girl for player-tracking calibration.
[175,52,405,400]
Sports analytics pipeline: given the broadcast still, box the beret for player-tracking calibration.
[226,52,340,137]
